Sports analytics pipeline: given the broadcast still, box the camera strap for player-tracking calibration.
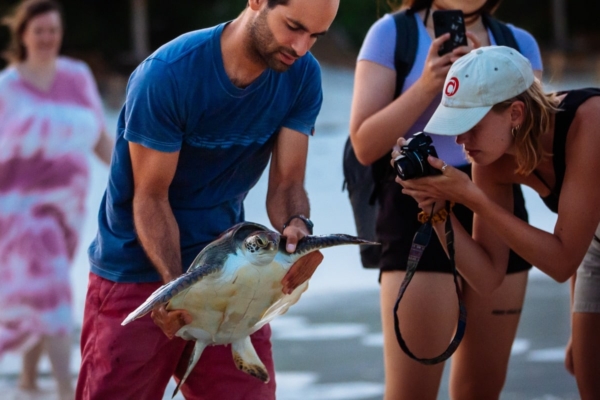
[393,201,467,365]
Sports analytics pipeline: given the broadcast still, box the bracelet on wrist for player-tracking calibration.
[282,214,314,234]
[418,202,455,224]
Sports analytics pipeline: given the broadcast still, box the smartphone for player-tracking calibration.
[432,10,468,56]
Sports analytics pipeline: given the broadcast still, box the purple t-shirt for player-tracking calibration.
[358,13,542,167]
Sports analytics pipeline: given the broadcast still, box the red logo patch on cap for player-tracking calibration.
[445,77,459,97]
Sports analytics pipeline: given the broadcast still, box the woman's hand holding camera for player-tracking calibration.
[392,137,474,215]
[390,136,409,160]
[391,138,443,215]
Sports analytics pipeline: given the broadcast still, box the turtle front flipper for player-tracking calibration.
[231,336,270,383]
[121,264,221,326]
[290,234,379,257]
[172,339,209,398]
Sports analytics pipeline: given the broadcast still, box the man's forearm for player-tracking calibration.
[267,184,310,233]
[133,196,182,282]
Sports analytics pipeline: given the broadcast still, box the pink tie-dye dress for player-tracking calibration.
[0,57,105,355]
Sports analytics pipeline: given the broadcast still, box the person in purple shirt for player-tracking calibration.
[350,0,542,399]
[76,0,339,399]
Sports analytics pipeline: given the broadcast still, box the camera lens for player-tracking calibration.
[394,156,412,180]
[394,151,425,180]
[394,132,439,180]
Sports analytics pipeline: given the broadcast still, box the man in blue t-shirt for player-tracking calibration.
[75,0,339,398]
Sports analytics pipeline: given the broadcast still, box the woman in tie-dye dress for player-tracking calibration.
[0,1,112,398]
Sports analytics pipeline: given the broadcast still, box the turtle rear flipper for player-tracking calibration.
[172,339,209,398]
[121,264,220,326]
[231,336,270,383]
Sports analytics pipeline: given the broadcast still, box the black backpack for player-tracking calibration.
[343,9,520,269]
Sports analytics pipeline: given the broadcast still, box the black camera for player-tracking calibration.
[394,132,440,180]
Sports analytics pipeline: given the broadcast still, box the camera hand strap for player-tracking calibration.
[393,201,467,365]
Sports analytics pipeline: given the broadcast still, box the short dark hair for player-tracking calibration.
[267,0,290,8]
[2,0,63,63]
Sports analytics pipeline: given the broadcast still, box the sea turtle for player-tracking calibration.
[121,221,377,397]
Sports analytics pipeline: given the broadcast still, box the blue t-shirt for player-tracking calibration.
[358,13,542,167]
[88,23,323,283]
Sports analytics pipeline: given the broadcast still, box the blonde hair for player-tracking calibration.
[491,80,560,175]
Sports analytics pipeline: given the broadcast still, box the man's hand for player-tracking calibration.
[282,223,308,253]
[150,305,193,339]
[281,251,324,295]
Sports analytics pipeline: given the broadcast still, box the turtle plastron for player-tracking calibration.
[121,222,378,398]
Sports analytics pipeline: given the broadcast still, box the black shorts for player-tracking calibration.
[376,164,532,275]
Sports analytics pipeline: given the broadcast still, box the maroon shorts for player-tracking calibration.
[75,273,276,400]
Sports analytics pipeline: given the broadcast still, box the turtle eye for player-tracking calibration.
[256,237,266,247]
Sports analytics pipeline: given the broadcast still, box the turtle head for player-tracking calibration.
[242,231,280,266]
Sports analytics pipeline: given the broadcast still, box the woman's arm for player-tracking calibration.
[436,207,511,294]
[350,34,467,165]
[398,155,515,294]
[431,110,600,284]
[476,99,600,281]
[400,95,600,288]
[94,130,113,165]
[412,159,522,295]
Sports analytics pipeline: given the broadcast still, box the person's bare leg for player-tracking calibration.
[19,339,44,391]
[44,334,74,400]
[449,271,528,400]
[572,312,600,400]
[380,270,458,400]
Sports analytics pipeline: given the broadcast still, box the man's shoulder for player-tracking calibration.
[150,23,222,65]
[129,24,223,85]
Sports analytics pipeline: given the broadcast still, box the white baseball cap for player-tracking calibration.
[424,46,535,136]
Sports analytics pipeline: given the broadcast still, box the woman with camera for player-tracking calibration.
[349,0,542,399]
[397,45,600,400]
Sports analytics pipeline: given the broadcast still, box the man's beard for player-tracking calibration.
[248,9,298,72]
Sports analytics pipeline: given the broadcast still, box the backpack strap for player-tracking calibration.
[392,9,419,98]
[370,9,420,201]
[481,14,520,52]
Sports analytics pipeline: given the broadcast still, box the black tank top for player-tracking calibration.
[532,88,600,213]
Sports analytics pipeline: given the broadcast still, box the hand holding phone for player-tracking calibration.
[432,10,468,56]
